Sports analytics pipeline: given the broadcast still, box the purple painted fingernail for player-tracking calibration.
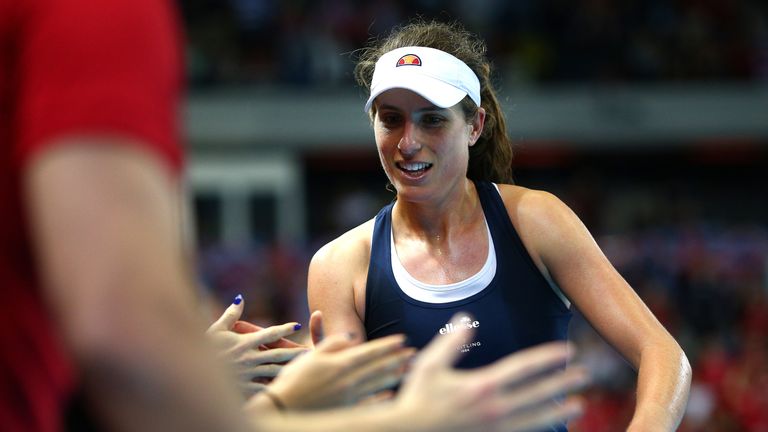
[293,323,302,331]
[232,294,243,305]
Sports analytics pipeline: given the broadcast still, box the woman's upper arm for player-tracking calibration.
[506,188,674,368]
[307,226,371,340]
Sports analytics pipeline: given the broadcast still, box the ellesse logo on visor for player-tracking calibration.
[396,54,422,67]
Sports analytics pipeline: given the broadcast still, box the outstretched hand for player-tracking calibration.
[258,310,414,410]
[207,295,309,396]
[396,314,590,432]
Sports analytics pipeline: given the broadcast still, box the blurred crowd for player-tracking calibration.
[180,0,768,87]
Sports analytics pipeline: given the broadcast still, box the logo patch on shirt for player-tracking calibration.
[438,316,482,353]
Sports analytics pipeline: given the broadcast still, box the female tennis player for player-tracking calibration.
[308,20,691,431]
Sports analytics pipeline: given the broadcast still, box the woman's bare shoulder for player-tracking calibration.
[310,218,377,270]
[496,184,567,217]
[495,183,583,261]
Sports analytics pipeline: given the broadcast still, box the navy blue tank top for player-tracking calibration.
[365,181,572,431]
[365,180,572,366]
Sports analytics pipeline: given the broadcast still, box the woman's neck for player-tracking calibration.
[393,179,482,242]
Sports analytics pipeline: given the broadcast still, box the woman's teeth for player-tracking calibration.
[398,162,432,173]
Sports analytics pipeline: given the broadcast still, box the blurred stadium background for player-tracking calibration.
[179,1,768,431]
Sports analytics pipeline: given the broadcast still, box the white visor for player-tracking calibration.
[364,46,481,112]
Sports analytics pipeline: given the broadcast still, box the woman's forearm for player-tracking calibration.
[628,340,692,431]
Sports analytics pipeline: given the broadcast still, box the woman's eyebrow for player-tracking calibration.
[377,103,444,112]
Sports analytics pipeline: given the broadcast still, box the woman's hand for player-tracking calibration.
[207,295,309,397]
[254,311,415,410]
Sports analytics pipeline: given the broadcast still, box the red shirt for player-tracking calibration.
[0,0,183,430]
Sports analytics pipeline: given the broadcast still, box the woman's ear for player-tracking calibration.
[468,107,486,146]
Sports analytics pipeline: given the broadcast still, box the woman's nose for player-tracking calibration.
[397,122,421,156]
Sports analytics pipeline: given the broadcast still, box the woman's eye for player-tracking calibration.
[381,114,401,126]
[423,115,445,126]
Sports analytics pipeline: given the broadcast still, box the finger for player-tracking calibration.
[494,367,590,416]
[346,348,415,397]
[414,313,476,370]
[233,320,263,334]
[240,381,268,398]
[242,322,302,346]
[353,372,405,402]
[336,334,407,370]
[499,396,584,432]
[309,310,324,347]
[243,347,309,366]
[236,322,305,349]
[208,294,245,332]
[263,338,307,350]
[263,340,305,349]
[482,341,574,387]
[243,363,284,379]
[347,347,415,383]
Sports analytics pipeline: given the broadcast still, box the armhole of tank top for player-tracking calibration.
[491,183,572,309]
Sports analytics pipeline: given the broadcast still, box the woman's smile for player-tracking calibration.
[395,161,433,179]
